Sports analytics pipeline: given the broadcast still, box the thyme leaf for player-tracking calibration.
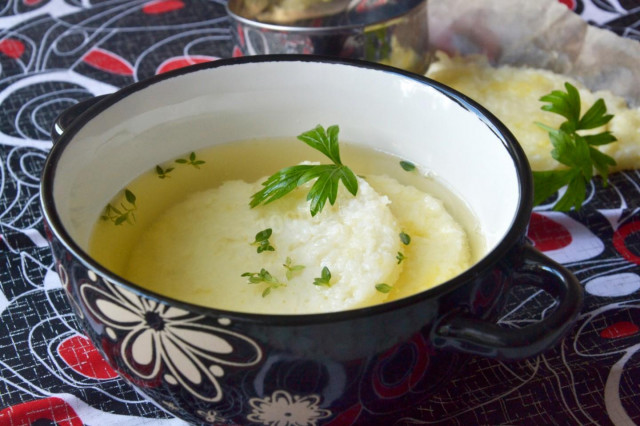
[399,160,416,172]
[241,268,286,297]
[283,257,305,280]
[101,188,137,226]
[175,151,206,169]
[399,231,411,245]
[375,283,393,293]
[251,228,275,253]
[313,266,332,287]
[155,165,174,179]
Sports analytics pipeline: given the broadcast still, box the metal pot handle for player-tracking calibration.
[432,244,583,360]
[51,95,109,143]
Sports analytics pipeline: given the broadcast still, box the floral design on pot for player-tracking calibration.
[55,262,85,320]
[79,274,263,402]
[247,390,332,426]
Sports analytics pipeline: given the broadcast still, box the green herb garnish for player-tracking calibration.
[101,188,137,225]
[155,164,174,179]
[283,257,305,280]
[313,266,332,287]
[241,268,286,297]
[252,228,275,253]
[399,161,416,172]
[250,125,358,217]
[533,82,617,211]
[399,231,411,245]
[175,152,206,169]
[375,283,393,293]
[396,252,407,264]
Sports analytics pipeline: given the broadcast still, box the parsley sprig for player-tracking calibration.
[533,82,617,211]
[250,125,358,216]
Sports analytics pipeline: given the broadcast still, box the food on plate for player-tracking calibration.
[426,52,640,173]
[89,126,481,314]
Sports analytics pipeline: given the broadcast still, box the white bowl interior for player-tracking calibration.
[52,59,520,260]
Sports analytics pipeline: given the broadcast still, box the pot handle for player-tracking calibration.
[51,95,109,143]
[432,244,583,360]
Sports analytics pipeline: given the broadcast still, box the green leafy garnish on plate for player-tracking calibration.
[250,125,358,216]
[533,82,617,211]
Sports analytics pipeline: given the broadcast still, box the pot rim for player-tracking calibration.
[40,54,533,326]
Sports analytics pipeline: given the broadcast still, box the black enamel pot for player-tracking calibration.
[40,55,582,425]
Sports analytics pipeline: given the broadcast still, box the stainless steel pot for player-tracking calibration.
[226,0,431,73]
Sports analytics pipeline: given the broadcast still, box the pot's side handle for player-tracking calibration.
[432,244,583,360]
[51,95,109,143]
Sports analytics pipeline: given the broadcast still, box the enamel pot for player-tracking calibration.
[40,55,583,425]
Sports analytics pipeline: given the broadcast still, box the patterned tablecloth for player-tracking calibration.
[1,1,639,425]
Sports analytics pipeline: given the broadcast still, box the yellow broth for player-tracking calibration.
[89,138,485,311]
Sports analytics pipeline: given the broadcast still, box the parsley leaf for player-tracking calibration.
[533,82,617,211]
[250,125,358,216]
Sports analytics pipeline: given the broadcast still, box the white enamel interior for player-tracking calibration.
[52,60,521,258]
